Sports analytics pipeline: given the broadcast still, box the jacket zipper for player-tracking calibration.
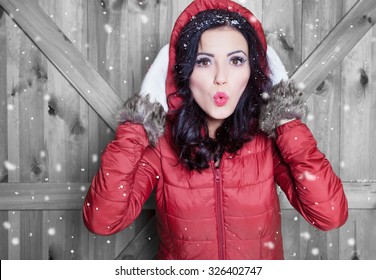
[212,162,225,260]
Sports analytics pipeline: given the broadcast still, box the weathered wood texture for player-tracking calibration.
[0,0,375,260]
[0,0,121,131]
[340,0,376,182]
[291,0,376,99]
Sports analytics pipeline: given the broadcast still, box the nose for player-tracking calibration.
[214,65,227,85]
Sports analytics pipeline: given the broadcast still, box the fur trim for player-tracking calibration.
[118,94,166,146]
[259,81,308,138]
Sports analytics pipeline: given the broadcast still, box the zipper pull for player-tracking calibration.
[215,169,220,183]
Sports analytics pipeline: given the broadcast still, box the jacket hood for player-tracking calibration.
[140,0,288,112]
[167,0,267,111]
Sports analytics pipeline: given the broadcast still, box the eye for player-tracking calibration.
[230,56,247,66]
[195,57,212,67]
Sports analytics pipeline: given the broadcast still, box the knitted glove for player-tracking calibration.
[118,94,166,146]
[259,81,308,138]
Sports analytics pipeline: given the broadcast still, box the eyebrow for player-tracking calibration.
[197,50,248,57]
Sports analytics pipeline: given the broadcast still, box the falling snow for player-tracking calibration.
[348,238,355,246]
[261,92,269,100]
[104,24,113,34]
[264,241,275,250]
[11,237,20,246]
[140,15,149,24]
[55,164,62,172]
[3,221,11,230]
[249,16,257,24]
[311,248,319,256]
[300,232,311,240]
[4,161,17,171]
[92,154,98,163]
[297,82,306,90]
[303,171,316,181]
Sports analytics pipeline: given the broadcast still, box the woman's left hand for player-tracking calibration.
[259,81,308,138]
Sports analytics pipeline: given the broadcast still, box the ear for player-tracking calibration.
[139,44,289,112]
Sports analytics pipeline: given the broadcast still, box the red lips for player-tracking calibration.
[213,92,229,107]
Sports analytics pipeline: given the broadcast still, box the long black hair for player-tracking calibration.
[169,9,272,171]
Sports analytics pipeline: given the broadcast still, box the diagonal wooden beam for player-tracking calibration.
[0,0,123,131]
[291,0,376,99]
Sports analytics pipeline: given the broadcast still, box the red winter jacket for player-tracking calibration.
[83,0,348,259]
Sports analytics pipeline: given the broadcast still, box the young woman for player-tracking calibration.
[83,0,348,260]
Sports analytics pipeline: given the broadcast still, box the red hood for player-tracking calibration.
[166,0,267,112]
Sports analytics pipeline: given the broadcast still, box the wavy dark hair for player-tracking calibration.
[169,9,272,171]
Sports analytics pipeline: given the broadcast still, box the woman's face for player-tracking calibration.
[189,26,251,136]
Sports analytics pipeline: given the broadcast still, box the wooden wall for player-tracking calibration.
[0,0,375,260]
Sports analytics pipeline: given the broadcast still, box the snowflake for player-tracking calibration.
[311,248,319,256]
[140,15,149,24]
[104,24,113,34]
[47,228,56,236]
[92,154,98,163]
[4,161,17,171]
[261,92,269,100]
[264,241,275,250]
[303,171,316,181]
[3,221,11,230]
[348,238,355,246]
[11,237,20,245]
[300,232,311,240]
[55,164,62,172]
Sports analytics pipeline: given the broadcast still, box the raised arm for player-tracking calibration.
[260,81,348,230]
[273,120,348,230]
[83,95,165,235]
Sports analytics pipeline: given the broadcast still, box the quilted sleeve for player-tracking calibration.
[82,122,161,235]
[273,119,348,230]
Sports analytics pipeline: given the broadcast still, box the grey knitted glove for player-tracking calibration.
[118,94,166,146]
[259,81,308,138]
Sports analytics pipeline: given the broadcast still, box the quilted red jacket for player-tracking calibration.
[83,0,348,259]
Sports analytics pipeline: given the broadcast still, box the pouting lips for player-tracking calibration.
[214,92,229,107]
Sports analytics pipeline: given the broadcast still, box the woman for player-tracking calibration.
[83,0,348,260]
